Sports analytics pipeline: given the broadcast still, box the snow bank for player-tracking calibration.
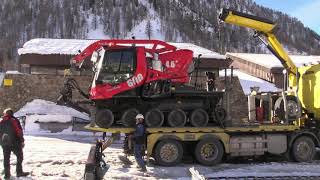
[15,99,89,120]
[220,69,279,94]
[14,99,90,134]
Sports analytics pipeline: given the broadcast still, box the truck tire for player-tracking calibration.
[195,138,224,166]
[121,108,139,127]
[95,109,114,128]
[291,136,315,162]
[190,108,209,127]
[154,139,183,166]
[274,95,301,121]
[167,109,187,127]
[145,108,164,127]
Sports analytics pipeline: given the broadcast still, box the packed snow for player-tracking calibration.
[227,53,320,68]
[220,69,280,94]
[17,38,225,59]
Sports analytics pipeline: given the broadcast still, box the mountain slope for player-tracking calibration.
[0,0,319,65]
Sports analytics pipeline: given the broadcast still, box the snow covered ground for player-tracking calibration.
[1,99,320,179]
[1,134,320,180]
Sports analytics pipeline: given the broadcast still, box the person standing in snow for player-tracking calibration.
[133,114,147,172]
[0,108,29,179]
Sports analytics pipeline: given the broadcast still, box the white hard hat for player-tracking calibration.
[3,108,13,114]
[135,114,144,119]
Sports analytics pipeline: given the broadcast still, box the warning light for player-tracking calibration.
[108,42,115,46]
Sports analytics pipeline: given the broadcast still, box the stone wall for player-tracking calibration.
[0,74,249,125]
[0,74,92,112]
[216,77,249,125]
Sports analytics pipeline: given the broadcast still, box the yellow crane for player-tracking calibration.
[219,8,320,120]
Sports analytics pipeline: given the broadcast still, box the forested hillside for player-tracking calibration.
[1,0,320,65]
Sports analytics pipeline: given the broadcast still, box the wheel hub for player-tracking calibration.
[287,100,299,116]
[160,143,179,163]
[201,143,217,160]
[297,141,311,158]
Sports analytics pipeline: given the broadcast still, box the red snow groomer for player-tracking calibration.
[58,39,225,128]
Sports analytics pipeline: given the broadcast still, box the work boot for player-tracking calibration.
[4,174,11,180]
[140,166,147,172]
[17,171,30,177]
[4,168,10,179]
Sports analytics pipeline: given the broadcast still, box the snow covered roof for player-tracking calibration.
[18,38,225,59]
[220,69,279,95]
[18,38,97,56]
[170,42,225,59]
[227,53,320,69]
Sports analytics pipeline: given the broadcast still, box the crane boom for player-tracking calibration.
[219,8,298,87]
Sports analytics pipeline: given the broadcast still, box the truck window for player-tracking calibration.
[97,49,136,85]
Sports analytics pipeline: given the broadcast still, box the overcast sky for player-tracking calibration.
[254,0,320,35]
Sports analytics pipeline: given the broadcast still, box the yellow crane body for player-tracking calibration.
[219,9,320,119]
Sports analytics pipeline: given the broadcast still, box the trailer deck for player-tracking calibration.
[85,124,300,134]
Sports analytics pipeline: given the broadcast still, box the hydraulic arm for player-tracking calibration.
[219,8,298,88]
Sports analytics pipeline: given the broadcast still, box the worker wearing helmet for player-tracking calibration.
[134,114,147,172]
[0,108,29,179]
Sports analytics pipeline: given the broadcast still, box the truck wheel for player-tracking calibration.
[167,109,186,127]
[95,109,114,128]
[291,136,315,162]
[190,108,209,127]
[275,96,301,121]
[145,108,164,127]
[121,108,139,127]
[154,139,183,166]
[195,138,224,166]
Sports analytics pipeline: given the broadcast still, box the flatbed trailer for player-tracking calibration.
[85,124,319,166]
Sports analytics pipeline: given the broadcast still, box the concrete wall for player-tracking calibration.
[0,74,248,125]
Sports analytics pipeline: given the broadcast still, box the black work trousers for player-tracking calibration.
[2,146,23,176]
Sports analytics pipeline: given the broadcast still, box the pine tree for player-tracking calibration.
[145,20,152,39]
